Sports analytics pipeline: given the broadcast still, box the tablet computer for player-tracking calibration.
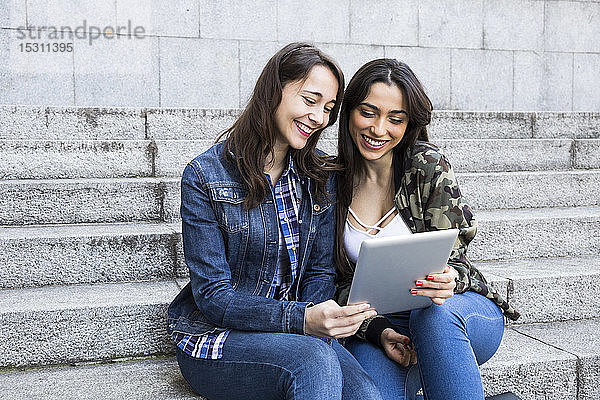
[347,229,459,314]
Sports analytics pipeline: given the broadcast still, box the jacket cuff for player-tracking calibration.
[365,316,396,348]
[302,302,314,335]
[286,301,313,334]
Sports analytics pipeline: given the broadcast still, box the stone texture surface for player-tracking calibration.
[459,170,600,210]
[483,0,544,51]
[383,47,451,109]
[154,141,213,177]
[534,112,600,139]
[471,206,600,261]
[545,0,600,52]
[477,256,600,324]
[26,0,116,28]
[239,41,282,107]
[0,106,146,140]
[0,178,164,225]
[428,111,533,139]
[451,49,513,110]
[0,280,179,367]
[162,179,182,223]
[146,108,239,140]
[515,319,600,400]
[0,140,153,179]
[480,328,577,399]
[574,139,600,169]
[159,38,238,108]
[278,0,349,43]
[74,35,159,107]
[316,42,385,88]
[418,0,484,48]
[0,0,26,28]
[0,328,580,400]
[0,29,75,106]
[513,51,573,111]
[349,0,418,46]
[0,222,179,289]
[117,0,199,37]
[199,0,275,40]
[438,138,572,173]
[574,53,600,112]
[0,357,201,400]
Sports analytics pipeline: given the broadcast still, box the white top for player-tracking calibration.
[344,206,412,264]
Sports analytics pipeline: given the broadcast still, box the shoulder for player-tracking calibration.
[184,141,242,186]
[406,140,453,175]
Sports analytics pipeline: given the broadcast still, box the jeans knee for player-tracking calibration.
[409,303,462,339]
[293,339,343,388]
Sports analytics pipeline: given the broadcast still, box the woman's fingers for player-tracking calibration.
[410,265,457,302]
[305,300,377,338]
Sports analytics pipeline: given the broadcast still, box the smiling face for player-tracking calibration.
[349,82,409,164]
[274,65,339,151]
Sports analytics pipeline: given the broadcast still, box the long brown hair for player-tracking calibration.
[335,59,432,281]
[219,42,344,209]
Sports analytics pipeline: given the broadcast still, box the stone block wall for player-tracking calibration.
[1,0,599,111]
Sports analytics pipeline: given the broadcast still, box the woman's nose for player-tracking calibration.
[369,119,386,136]
[309,109,325,126]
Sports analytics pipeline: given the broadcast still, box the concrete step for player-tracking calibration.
[0,106,147,140]
[1,206,598,290]
[0,177,176,225]
[459,169,600,210]
[1,169,599,226]
[0,222,182,289]
[427,111,600,140]
[0,357,201,400]
[478,256,600,325]
[160,138,600,177]
[471,206,600,261]
[0,280,180,368]
[0,140,154,179]
[512,318,600,400]
[4,137,598,179]
[0,324,585,400]
[2,107,599,142]
[480,326,580,400]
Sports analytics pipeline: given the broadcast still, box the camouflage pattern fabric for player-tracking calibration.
[338,141,520,341]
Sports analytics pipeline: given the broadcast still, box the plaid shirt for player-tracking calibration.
[173,156,301,359]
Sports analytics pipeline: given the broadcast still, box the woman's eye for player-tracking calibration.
[390,118,404,124]
[303,96,316,105]
[360,109,374,117]
[324,106,333,113]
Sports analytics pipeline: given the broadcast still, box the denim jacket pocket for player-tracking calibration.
[209,185,249,233]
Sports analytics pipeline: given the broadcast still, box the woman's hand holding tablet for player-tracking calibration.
[410,265,458,305]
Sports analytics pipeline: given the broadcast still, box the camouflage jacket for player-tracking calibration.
[336,141,520,343]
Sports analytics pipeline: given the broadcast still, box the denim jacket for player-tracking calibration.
[167,142,337,337]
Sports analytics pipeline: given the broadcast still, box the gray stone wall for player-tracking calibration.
[1,0,599,111]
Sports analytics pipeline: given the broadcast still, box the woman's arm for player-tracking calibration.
[419,149,480,293]
[182,163,309,334]
[182,163,375,336]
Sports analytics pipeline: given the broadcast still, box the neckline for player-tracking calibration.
[347,206,398,234]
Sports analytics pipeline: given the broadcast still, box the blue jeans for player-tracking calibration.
[176,331,383,400]
[345,291,504,400]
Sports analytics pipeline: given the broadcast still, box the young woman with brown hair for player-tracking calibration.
[167,43,383,400]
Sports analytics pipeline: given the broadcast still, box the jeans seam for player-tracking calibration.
[463,313,504,323]
[180,350,296,375]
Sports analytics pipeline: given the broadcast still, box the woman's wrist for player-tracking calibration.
[364,316,395,348]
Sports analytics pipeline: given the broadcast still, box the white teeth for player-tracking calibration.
[362,135,387,147]
[295,121,313,134]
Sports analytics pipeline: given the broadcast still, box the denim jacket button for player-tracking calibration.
[313,204,321,212]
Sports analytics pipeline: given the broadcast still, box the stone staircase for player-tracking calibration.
[0,106,599,400]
